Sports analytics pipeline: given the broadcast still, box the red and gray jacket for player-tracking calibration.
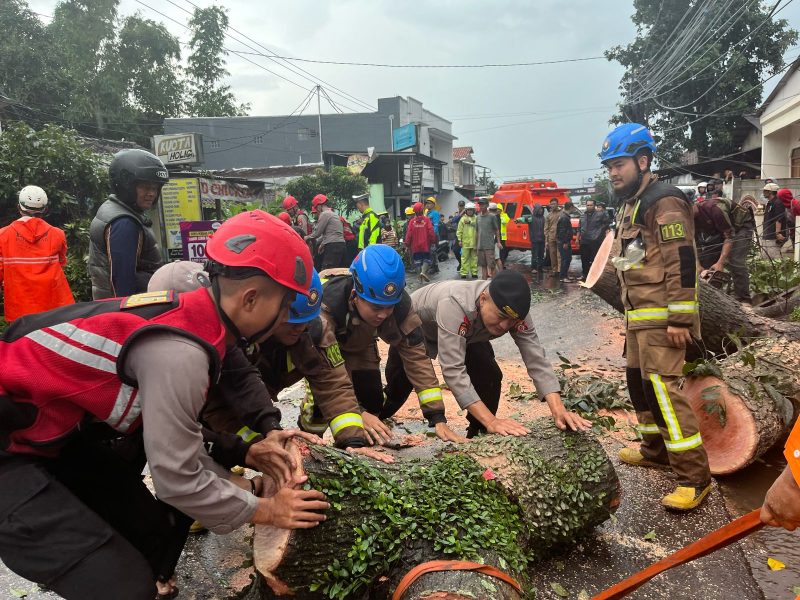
[0,288,227,457]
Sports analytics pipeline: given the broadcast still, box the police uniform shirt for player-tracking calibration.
[410,280,560,409]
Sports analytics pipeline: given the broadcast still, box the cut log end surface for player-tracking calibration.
[683,376,759,475]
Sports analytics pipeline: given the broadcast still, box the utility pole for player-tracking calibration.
[317,85,324,166]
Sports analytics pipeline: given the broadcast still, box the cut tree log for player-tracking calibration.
[242,419,620,600]
[589,263,800,474]
[682,337,797,474]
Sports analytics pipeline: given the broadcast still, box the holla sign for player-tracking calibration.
[153,133,204,166]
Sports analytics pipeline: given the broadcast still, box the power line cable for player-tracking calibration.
[174,0,377,112]
[639,0,794,107]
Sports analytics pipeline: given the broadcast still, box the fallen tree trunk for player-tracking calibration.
[590,264,800,474]
[591,264,800,357]
[242,419,620,600]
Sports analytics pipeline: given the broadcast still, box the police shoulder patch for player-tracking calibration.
[323,343,345,368]
[659,222,686,242]
[121,290,174,309]
[458,316,471,337]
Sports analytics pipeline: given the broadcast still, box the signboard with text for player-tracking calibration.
[568,187,597,196]
[153,133,204,166]
[198,177,265,209]
[410,158,423,202]
[181,220,222,262]
[392,124,417,151]
[160,178,202,260]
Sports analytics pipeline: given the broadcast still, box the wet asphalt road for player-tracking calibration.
[2,250,797,599]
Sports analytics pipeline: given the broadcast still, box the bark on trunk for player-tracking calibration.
[591,264,800,358]
[590,265,800,473]
[243,419,620,600]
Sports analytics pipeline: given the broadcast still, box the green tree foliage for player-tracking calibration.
[285,167,369,213]
[185,6,249,117]
[607,0,797,163]
[0,122,107,228]
[0,1,248,144]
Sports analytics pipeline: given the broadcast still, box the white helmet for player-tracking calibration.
[697,182,707,191]
[18,185,48,213]
[488,202,498,210]
[763,183,780,192]
[147,261,207,293]
[465,202,476,210]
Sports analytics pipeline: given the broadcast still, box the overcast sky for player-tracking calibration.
[27,0,800,186]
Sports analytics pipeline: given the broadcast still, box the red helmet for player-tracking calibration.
[282,195,298,210]
[277,211,292,224]
[778,188,794,203]
[311,193,328,214]
[413,202,424,214]
[206,210,312,295]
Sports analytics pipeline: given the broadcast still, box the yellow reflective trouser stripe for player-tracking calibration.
[329,412,365,436]
[418,387,443,405]
[637,423,660,434]
[626,308,668,321]
[236,426,260,443]
[665,432,703,452]
[299,379,327,434]
[649,374,683,441]
[668,301,698,314]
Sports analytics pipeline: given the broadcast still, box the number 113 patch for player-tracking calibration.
[659,222,686,241]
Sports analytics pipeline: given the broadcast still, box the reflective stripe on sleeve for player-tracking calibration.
[236,426,260,443]
[330,412,365,436]
[418,387,443,405]
[668,301,698,314]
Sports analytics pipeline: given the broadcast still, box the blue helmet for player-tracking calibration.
[600,123,657,163]
[350,244,405,306]
[287,269,322,323]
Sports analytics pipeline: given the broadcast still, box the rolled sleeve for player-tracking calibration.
[128,333,258,534]
[510,315,561,399]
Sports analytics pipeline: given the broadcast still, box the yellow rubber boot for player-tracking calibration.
[189,521,207,534]
[618,447,670,469]
[662,484,712,511]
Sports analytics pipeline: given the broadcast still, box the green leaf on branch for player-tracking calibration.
[550,582,569,597]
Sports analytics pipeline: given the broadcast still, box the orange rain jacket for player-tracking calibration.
[0,217,74,321]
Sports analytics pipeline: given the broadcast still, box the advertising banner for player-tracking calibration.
[160,178,202,260]
[180,220,222,262]
[198,177,265,209]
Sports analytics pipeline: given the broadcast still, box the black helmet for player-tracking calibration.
[109,149,169,209]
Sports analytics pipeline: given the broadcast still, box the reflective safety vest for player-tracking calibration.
[499,212,510,241]
[357,208,381,249]
[0,288,227,457]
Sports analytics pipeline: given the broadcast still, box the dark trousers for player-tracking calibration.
[380,342,502,436]
[580,237,601,278]
[729,228,753,301]
[558,241,573,279]
[0,434,190,599]
[320,241,346,270]
[530,241,545,271]
[500,240,510,264]
[453,242,462,270]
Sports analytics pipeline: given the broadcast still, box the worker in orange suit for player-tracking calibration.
[0,185,74,321]
[761,419,800,531]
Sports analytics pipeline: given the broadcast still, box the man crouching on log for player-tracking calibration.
[395,269,591,437]
[600,123,712,511]
[0,211,329,600]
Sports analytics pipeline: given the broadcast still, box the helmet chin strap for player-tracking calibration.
[210,277,286,349]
